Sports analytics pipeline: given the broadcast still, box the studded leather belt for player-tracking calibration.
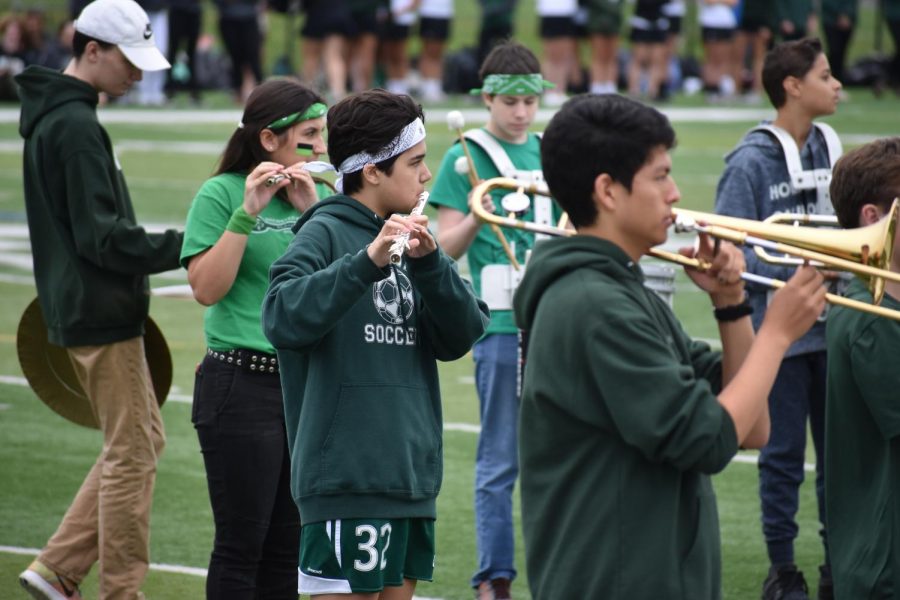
[206,348,279,374]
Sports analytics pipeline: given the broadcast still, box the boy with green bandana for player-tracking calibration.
[429,40,556,600]
[515,94,827,599]
[825,138,900,599]
[262,89,488,599]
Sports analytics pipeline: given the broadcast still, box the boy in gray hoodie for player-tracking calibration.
[714,37,843,600]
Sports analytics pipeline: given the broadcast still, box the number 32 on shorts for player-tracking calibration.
[354,523,392,572]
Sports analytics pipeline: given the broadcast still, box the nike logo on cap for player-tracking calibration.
[143,23,152,40]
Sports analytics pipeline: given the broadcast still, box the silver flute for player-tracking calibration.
[389,191,430,265]
[265,173,290,187]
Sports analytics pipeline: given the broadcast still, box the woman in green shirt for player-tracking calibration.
[180,78,329,598]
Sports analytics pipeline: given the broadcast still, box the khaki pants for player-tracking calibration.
[39,336,166,600]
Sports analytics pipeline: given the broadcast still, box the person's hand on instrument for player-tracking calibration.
[761,264,827,346]
[367,214,418,268]
[280,162,318,213]
[469,185,496,218]
[680,232,746,306]
[403,214,437,259]
[244,161,288,216]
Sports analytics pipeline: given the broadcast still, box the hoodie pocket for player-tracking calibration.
[319,383,441,498]
[680,489,720,599]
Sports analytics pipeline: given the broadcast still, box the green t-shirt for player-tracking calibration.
[825,278,900,597]
[180,173,329,353]
[430,129,557,335]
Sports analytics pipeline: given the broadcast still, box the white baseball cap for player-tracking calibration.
[74,0,171,71]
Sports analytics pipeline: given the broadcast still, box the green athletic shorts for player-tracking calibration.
[298,518,436,594]
[584,0,624,35]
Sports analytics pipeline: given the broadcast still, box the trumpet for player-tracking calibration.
[389,191,430,265]
[469,177,900,322]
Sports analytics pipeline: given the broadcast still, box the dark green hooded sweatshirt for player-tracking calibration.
[262,195,489,523]
[513,235,739,600]
[16,66,183,346]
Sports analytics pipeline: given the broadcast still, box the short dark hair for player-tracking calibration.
[830,138,900,228]
[478,40,541,83]
[762,37,824,108]
[326,89,424,195]
[541,94,676,228]
[215,78,324,177]
[72,30,113,58]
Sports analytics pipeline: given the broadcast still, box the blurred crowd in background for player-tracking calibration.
[2,0,899,106]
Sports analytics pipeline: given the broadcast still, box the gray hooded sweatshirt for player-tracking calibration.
[714,125,836,358]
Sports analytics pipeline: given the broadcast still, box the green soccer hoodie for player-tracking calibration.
[16,66,183,346]
[262,195,489,523]
[513,235,739,600]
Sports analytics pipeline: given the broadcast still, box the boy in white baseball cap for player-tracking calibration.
[73,0,170,72]
[14,1,182,599]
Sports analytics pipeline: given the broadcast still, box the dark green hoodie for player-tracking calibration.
[262,195,489,523]
[513,235,739,600]
[16,66,183,346]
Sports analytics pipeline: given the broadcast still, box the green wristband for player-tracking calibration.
[226,206,257,235]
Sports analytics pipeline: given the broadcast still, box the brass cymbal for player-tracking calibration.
[15,297,172,429]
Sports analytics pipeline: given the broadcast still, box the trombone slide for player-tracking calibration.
[468,177,900,322]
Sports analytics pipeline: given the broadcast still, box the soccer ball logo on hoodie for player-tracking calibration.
[373,270,414,325]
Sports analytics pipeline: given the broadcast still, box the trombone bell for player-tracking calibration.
[673,199,900,304]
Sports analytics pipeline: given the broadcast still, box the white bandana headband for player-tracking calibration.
[334,118,426,193]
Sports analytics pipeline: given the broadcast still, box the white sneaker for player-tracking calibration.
[19,561,81,600]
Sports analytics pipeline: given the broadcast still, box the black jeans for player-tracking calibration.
[823,24,853,84]
[192,354,300,600]
[218,16,263,93]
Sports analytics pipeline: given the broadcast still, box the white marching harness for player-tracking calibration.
[750,122,843,213]
[752,122,845,320]
[463,129,552,310]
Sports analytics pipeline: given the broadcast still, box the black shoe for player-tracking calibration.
[817,564,833,600]
[762,564,810,600]
[476,578,511,600]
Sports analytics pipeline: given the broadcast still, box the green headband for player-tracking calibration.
[266,102,328,130]
[470,74,555,96]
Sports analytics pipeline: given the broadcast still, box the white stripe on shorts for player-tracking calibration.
[334,519,343,568]
[298,568,353,594]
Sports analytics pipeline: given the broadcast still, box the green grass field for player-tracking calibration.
[2,95,898,599]
[2,1,900,598]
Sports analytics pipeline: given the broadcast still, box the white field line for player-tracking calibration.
[0,133,885,158]
[0,106,778,126]
[0,545,444,599]
[0,545,208,577]
[0,373,815,473]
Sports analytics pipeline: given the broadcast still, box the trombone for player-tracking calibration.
[446,111,521,270]
[469,177,900,322]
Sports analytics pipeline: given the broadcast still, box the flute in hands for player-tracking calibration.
[389,191,430,265]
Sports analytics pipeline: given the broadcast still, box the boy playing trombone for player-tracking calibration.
[514,94,827,599]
